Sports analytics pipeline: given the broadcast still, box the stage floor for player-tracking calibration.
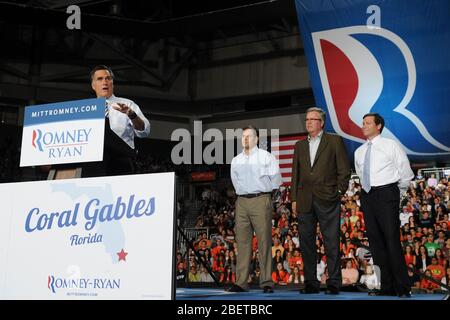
[176,288,448,300]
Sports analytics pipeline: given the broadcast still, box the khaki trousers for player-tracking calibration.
[234,194,273,289]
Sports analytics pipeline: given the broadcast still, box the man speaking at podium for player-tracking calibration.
[88,65,150,176]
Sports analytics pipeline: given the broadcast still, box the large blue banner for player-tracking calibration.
[295,0,450,160]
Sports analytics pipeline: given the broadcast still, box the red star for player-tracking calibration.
[117,248,128,262]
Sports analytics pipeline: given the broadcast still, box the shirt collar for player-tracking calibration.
[243,145,258,156]
[308,130,323,142]
[367,134,381,145]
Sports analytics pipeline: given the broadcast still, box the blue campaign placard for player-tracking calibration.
[20,98,106,167]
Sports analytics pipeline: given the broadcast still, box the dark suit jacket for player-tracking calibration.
[291,132,350,213]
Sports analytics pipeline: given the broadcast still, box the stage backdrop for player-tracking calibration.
[295,0,450,161]
[0,172,175,300]
[20,98,106,167]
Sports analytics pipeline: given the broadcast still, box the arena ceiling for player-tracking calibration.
[0,0,312,119]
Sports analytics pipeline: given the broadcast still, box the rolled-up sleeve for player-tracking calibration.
[131,101,150,138]
[393,141,414,191]
[267,153,282,189]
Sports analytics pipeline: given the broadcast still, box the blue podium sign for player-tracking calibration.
[20,98,106,167]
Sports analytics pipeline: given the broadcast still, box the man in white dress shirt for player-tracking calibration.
[89,65,150,176]
[354,113,414,297]
[226,125,282,293]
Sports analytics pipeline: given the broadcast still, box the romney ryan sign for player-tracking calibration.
[20,98,106,167]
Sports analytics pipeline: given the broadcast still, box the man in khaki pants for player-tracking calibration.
[227,125,282,293]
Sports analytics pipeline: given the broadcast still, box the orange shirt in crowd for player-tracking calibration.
[288,256,302,269]
[356,211,364,222]
[211,245,224,258]
[272,270,289,284]
[420,278,439,290]
[426,264,446,281]
[277,217,288,229]
[404,254,416,266]
[212,259,225,273]
[345,244,356,256]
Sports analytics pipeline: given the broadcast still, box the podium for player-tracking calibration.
[13,99,176,300]
[0,172,176,300]
[46,116,136,180]
[20,98,106,174]
[19,98,137,180]
[47,167,82,180]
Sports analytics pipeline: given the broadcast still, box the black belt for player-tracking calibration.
[238,192,271,198]
[370,183,397,190]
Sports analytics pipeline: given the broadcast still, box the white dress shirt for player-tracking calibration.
[230,146,282,195]
[354,135,414,192]
[308,130,323,167]
[106,95,150,149]
[399,211,413,227]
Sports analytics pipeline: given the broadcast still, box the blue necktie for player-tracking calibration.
[362,141,372,193]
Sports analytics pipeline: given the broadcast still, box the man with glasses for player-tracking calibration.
[291,107,350,295]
